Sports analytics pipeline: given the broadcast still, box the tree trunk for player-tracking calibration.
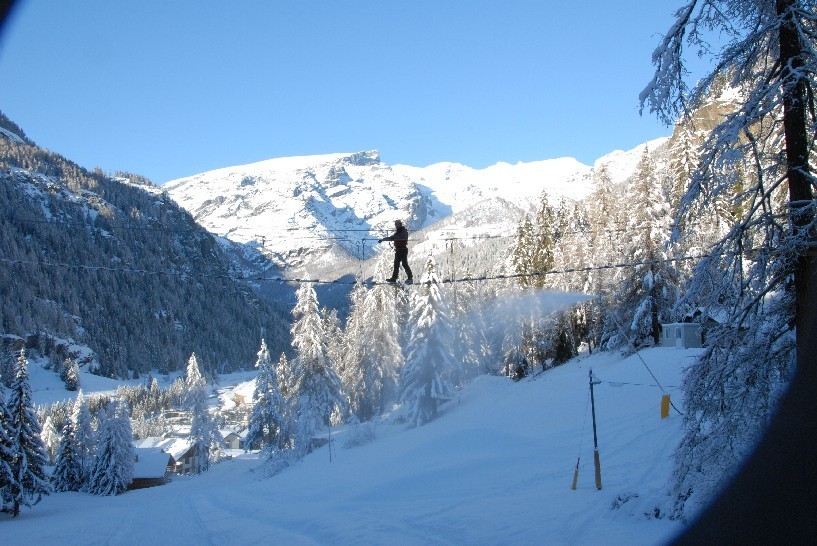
[778,0,817,378]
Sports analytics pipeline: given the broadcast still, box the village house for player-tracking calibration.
[129,447,175,490]
[221,429,241,450]
[136,437,198,475]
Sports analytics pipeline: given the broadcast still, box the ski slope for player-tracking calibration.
[3,347,697,544]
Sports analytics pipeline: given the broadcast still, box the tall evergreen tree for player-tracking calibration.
[88,400,134,496]
[450,276,489,384]
[51,420,83,492]
[64,358,80,391]
[355,282,404,420]
[289,282,345,455]
[0,368,15,513]
[321,307,343,377]
[70,390,96,489]
[609,147,678,348]
[512,215,535,285]
[399,258,459,427]
[513,192,559,288]
[40,415,59,465]
[245,340,287,455]
[586,165,624,297]
[338,281,370,420]
[275,353,294,450]
[185,353,216,474]
[6,350,51,516]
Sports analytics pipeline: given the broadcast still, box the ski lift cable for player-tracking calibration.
[593,379,681,389]
[0,250,731,287]
[8,214,699,242]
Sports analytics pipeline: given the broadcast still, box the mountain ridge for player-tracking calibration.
[164,139,668,278]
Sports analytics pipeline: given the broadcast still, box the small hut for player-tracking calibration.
[660,323,702,349]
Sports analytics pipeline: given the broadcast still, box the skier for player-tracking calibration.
[378,219,413,284]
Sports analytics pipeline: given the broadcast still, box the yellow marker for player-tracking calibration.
[661,394,671,419]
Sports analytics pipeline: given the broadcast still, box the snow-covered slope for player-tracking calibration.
[392,155,594,213]
[10,347,694,544]
[593,137,669,185]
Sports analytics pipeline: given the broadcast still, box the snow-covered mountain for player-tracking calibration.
[164,141,667,278]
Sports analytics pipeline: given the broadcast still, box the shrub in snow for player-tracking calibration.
[342,420,376,449]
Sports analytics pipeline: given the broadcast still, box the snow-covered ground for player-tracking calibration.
[3,347,697,544]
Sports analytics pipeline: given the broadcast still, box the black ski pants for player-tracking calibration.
[391,248,413,280]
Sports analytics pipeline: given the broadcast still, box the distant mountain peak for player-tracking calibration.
[164,143,659,277]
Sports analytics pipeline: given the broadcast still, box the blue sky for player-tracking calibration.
[0,1,679,184]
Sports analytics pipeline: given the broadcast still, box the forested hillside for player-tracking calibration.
[0,112,289,380]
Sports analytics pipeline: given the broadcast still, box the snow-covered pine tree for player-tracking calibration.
[40,415,59,465]
[321,307,343,376]
[245,340,287,455]
[585,165,624,311]
[64,357,80,391]
[513,192,558,288]
[546,200,593,361]
[399,257,459,427]
[0,368,15,513]
[276,352,293,402]
[275,352,294,450]
[355,281,404,420]
[551,200,592,293]
[70,389,96,489]
[6,349,51,516]
[338,280,370,420]
[666,103,736,289]
[607,147,678,349]
[51,420,83,492]
[185,352,216,473]
[149,376,160,405]
[512,215,535,286]
[88,400,134,495]
[471,277,506,375]
[446,275,485,385]
[289,282,345,456]
[667,120,699,211]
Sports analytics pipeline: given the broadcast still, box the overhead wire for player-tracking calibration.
[6,214,717,243]
[0,250,723,287]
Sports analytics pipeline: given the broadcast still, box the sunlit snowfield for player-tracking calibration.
[4,346,696,545]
